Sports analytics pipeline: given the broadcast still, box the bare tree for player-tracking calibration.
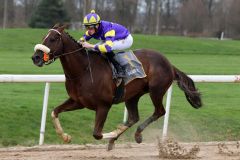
[201,0,214,17]
[210,0,231,36]
[23,0,39,22]
[0,0,238,38]
[165,0,171,29]
[83,0,92,17]
[227,0,240,37]
[3,0,7,28]
[178,0,208,35]
[95,0,102,12]
[143,0,153,33]
[112,0,138,32]
[155,0,161,35]
[65,0,79,22]
[2,0,15,28]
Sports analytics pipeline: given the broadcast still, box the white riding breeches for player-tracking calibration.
[112,34,133,51]
[95,34,133,52]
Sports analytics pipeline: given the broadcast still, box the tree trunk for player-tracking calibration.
[3,0,7,28]
[155,0,161,35]
[83,0,92,17]
[166,0,171,29]
[144,0,152,33]
[131,0,139,33]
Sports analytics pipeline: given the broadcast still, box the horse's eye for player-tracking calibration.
[50,38,55,42]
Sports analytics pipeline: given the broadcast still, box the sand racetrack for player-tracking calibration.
[0,141,240,160]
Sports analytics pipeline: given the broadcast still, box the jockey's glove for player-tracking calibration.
[78,37,85,44]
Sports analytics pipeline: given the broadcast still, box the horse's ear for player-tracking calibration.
[58,24,68,33]
[53,23,60,29]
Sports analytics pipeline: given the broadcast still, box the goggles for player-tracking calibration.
[85,25,95,29]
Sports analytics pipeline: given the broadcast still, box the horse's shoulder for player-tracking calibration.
[88,50,110,69]
[88,50,101,56]
[88,50,107,60]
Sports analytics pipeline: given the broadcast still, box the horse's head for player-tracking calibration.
[32,24,66,67]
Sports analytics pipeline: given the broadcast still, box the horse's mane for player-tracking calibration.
[64,31,103,56]
[64,32,82,48]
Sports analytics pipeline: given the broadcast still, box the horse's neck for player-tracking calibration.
[60,34,87,79]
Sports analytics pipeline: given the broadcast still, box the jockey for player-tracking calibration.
[79,10,133,77]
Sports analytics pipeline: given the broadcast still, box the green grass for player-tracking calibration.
[0,29,240,146]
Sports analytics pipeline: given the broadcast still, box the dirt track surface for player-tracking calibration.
[0,142,240,160]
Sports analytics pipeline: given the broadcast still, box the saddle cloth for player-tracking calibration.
[114,50,147,85]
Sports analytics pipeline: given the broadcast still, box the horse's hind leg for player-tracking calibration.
[135,88,166,143]
[107,95,140,150]
[51,98,82,143]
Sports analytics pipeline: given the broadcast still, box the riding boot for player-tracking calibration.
[105,52,126,78]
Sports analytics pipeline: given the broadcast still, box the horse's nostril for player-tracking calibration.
[32,55,41,63]
[35,55,40,60]
[34,55,40,60]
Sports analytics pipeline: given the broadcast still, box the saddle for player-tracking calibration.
[110,50,147,104]
[112,50,146,84]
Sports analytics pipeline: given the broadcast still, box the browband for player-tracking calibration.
[49,29,61,35]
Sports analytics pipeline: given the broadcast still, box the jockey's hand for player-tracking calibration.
[78,38,85,44]
[82,42,94,49]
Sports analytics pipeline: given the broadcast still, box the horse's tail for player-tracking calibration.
[173,66,202,109]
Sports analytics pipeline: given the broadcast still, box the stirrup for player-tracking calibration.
[116,71,126,78]
[115,78,122,87]
[115,66,126,78]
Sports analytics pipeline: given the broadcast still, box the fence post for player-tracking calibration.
[123,107,128,123]
[39,82,50,145]
[162,84,173,141]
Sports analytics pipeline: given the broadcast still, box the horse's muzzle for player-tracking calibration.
[32,51,44,67]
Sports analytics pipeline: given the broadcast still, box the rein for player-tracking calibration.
[36,29,94,83]
[42,29,86,64]
[52,47,85,59]
[44,47,85,65]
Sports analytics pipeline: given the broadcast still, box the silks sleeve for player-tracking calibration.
[81,31,92,41]
[94,30,115,53]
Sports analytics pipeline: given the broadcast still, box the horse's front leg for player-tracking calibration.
[92,105,111,140]
[51,98,82,143]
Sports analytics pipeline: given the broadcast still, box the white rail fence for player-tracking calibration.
[0,74,240,145]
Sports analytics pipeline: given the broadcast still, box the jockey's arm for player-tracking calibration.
[82,41,95,49]
[94,29,115,53]
[79,30,92,43]
[82,39,113,52]
[93,40,113,53]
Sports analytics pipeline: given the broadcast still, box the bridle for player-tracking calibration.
[34,29,85,65]
[49,29,86,58]
[34,29,94,83]
[48,29,94,83]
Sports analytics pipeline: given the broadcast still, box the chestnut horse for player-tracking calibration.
[32,25,202,150]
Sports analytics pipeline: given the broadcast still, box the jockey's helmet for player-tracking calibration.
[83,10,101,27]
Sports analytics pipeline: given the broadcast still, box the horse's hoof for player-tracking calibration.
[135,132,142,144]
[107,139,115,151]
[63,133,71,143]
[93,133,103,140]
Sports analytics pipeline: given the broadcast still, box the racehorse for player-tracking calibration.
[32,24,202,150]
